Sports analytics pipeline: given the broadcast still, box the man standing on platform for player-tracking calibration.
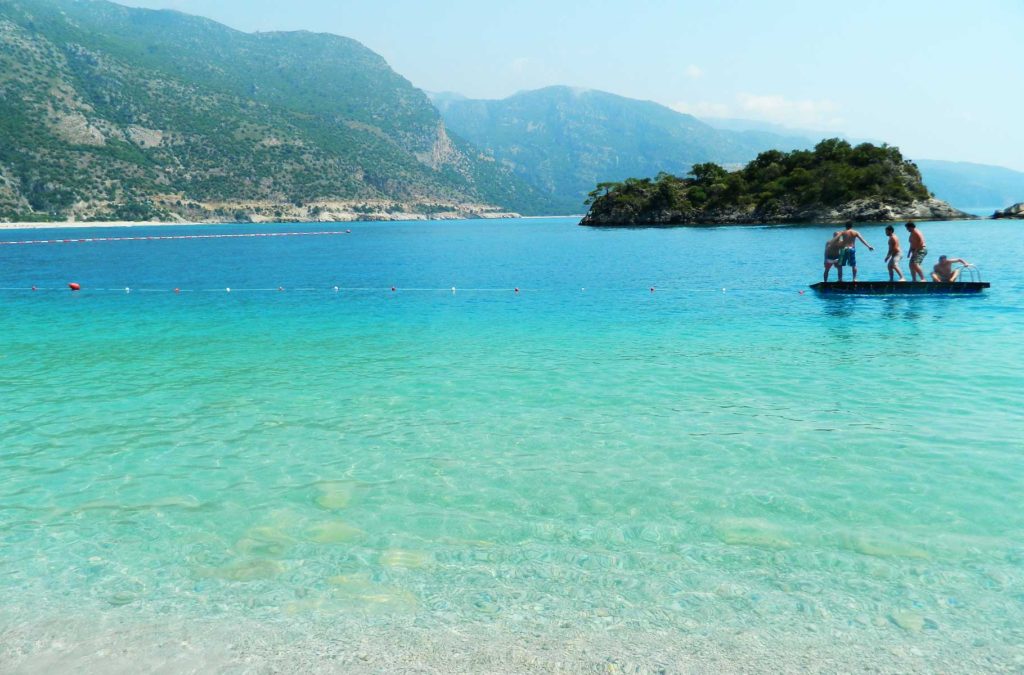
[837,222,874,282]
[905,222,928,281]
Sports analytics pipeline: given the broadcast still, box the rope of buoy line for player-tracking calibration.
[0,230,353,246]
[0,285,799,295]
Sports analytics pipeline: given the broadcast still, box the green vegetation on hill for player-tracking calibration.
[581,140,940,225]
[0,0,552,221]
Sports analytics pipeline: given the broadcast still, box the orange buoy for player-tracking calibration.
[68,282,81,291]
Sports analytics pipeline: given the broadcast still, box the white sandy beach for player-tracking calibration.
[0,214,536,231]
[0,220,215,231]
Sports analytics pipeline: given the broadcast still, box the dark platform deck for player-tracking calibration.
[811,281,990,295]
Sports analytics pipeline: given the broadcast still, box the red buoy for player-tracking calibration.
[391,286,396,292]
[31,285,37,291]
[68,283,81,291]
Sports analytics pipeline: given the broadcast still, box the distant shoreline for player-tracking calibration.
[1,220,220,231]
[0,215,582,231]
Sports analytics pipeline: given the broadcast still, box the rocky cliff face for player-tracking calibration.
[993,203,1024,219]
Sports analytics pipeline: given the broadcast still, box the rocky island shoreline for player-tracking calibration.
[993,202,1024,219]
[581,140,975,227]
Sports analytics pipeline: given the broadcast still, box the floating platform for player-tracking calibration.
[811,281,989,295]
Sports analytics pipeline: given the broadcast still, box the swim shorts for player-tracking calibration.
[825,254,839,265]
[910,247,927,265]
[839,247,856,267]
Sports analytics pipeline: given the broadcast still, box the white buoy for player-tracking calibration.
[226,287,231,293]
[125,287,130,293]
[333,286,339,292]
[451,287,456,294]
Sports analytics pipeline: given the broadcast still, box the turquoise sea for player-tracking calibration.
[1,217,1022,672]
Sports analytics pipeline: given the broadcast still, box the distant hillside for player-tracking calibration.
[915,160,1024,212]
[0,0,552,222]
[433,87,812,215]
[581,140,971,226]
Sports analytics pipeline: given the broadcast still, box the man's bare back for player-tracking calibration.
[838,229,861,248]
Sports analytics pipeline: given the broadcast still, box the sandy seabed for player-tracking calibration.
[2,612,1019,674]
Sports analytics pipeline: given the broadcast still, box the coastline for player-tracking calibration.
[0,214,547,231]
[1,220,217,231]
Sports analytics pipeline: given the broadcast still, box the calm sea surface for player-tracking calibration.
[1,218,1022,670]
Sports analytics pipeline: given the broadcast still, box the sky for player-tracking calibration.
[120,0,1024,171]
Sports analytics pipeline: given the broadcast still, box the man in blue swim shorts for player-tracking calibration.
[836,222,874,282]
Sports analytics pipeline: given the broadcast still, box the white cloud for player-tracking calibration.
[509,57,532,76]
[670,100,731,118]
[670,93,844,129]
[736,93,842,128]
[684,64,703,79]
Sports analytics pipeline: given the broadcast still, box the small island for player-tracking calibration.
[580,139,973,226]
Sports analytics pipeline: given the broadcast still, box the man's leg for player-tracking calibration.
[852,265,858,282]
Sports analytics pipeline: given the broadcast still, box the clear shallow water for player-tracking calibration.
[1,218,1023,670]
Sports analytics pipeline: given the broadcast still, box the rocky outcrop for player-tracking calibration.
[580,197,974,226]
[993,202,1024,219]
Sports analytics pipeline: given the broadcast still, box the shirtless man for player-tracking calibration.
[932,255,971,282]
[823,231,843,282]
[884,225,905,282]
[836,222,874,282]
[905,222,927,281]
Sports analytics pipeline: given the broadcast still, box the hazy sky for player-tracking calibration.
[120,0,1024,170]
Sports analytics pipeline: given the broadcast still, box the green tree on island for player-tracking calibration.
[581,139,944,225]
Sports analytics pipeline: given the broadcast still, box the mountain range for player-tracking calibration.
[1,0,1020,223]
[912,160,1024,213]
[434,89,1024,216]
[0,0,552,221]
[432,87,821,215]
